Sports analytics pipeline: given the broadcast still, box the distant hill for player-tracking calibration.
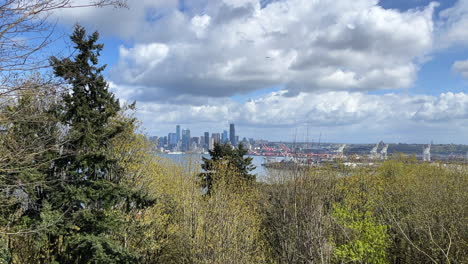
[345,143,468,155]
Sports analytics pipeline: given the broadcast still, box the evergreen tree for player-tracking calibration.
[44,25,153,263]
[200,143,256,195]
[0,82,62,262]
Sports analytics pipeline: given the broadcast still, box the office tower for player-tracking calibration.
[229,124,236,146]
[182,129,191,151]
[200,136,205,148]
[204,132,209,148]
[157,136,165,148]
[235,136,239,146]
[208,137,214,151]
[168,133,177,149]
[176,125,181,142]
[190,137,199,151]
[212,133,221,144]
[158,136,167,148]
[222,130,228,143]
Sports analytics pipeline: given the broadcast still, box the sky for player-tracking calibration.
[48,0,468,144]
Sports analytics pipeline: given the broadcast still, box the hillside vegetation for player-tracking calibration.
[1,26,467,264]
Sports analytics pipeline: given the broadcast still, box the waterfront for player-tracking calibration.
[158,153,284,181]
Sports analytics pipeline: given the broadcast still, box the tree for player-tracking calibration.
[375,160,468,263]
[194,162,268,263]
[49,25,122,178]
[0,79,63,263]
[199,143,255,195]
[38,25,153,263]
[332,204,390,264]
[261,167,339,263]
[0,0,126,96]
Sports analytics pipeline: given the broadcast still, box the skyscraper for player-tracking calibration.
[176,125,181,142]
[200,136,205,148]
[168,133,177,149]
[229,123,236,146]
[209,137,214,150]
[212,133,221,144]
[222,130,228,143]
[182,129,191,151]
[191,137,199,150]
[204,132,209,149]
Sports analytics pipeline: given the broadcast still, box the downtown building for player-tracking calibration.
[229,123,236,146]
[182,129,191,152]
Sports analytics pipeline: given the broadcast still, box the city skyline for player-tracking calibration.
[154,123,454,145]
[2,1,467,262]
[153,123,460,146]
[157,123,254,152]
[49,0,468,144]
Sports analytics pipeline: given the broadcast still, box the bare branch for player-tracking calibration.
[0,0,127,95]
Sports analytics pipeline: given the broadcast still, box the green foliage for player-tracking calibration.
[194,175,268,263]
[0,77,62,263]
[200,143,255,195]
[261,168,338,263]
[375,160,468,263]
[50,24,121,180]
[0,83,60,208]
[1,27,467,264]
[65,234,138,264]
[24,25,153,262]
[333,204,390,264]
[0,236,11,264]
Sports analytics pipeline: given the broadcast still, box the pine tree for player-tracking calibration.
[200,143,256,195]
[45,25,153,263]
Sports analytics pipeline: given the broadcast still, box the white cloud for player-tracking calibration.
[412,92,468,121]
[437,0,468,47]
[56,0,437,98]
[52,0,180,39]
[239,91,468,126]
[452,59,468,78]
[118,43,169,83]
[191,14,211,38]
[53,0,468,143]
[117,85,468,142]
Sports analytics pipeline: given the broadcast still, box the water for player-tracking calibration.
[158,153,284,181]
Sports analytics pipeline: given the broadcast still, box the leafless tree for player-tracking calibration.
[0,0,126,96]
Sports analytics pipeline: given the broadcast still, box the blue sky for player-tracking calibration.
[379,0,456,12]
[49,0,468,144]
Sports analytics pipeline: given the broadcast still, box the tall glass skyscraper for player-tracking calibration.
[182,129,191,151]
[204,132,209,148]
[176,125,181,142]
[168,133,177,149]
[229,123,236,146]
[222,130,228,143]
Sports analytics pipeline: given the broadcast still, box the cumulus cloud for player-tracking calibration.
[412,92,468,121]
[239,91,468,125]
[121,86,468,138]
[52,0,180,39]
[437,0,468,47]
[53,0,468,143]
[56,0,437,99]
[452,59,468,78]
